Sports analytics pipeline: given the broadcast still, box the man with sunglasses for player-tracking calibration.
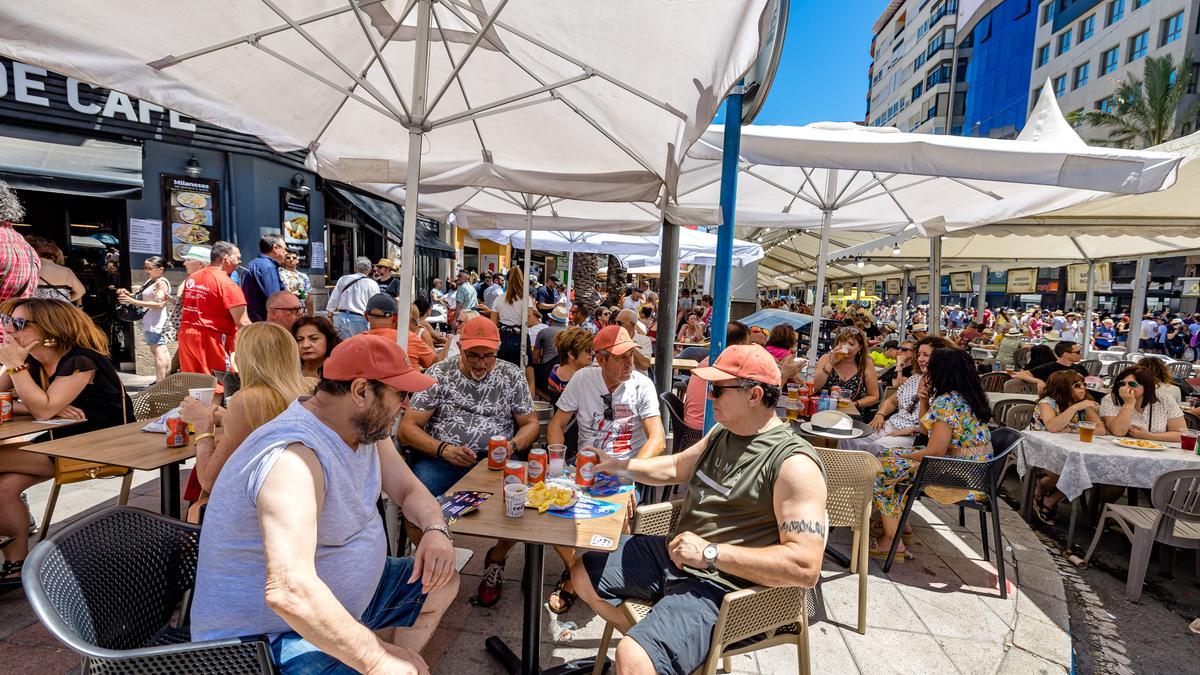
[571,345,827,675]
[374,258,402,298]
[265,291,304,331]
[1014,340,1088,394]
[240,233,288,322]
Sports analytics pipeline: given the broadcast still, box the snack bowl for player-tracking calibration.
[526,479,580,512]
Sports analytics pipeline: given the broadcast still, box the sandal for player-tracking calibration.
[547,570,577,615]
[1034,494,1058,526]
[867,548,909,563]
[0,559,24,594]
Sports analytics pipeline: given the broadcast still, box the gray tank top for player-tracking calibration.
[190,399,386,640]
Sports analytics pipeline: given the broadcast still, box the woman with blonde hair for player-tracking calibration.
[179,322,313,518]
[0,298,133,589]
[812,326,881,410]
[491,263,531,366]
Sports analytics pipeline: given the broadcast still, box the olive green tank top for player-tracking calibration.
[674,421,824,591]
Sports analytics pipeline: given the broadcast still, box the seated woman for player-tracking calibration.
[1099,366,1185,443]
[677,309,706,344]
[546,327,594,405]
[1136,356,1182,404]
[291,315,341,378]
[179,322,312,520]
[1028,370,1104,524]
[812,326,880,411]
[872,348,992,559]
[0,299,133,590]
[763,324,798,361]
[878,339,915,389]
[855,336,954,454]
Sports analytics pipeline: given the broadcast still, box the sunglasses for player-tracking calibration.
[601,393,615,421]
[0,313,34,331]
[750,326,768,334]
[1072,382,1086,389]
[268,306,303,315]
[1118,380,1142,388]
[897,346,913,353]
[463,351,498,364]
[709,382,757,398]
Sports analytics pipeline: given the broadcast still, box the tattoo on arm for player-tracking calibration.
[780,520,825,538]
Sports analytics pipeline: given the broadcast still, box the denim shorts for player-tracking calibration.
[270,556,428,674]
[143,330,167,346]
[332,312,369,341]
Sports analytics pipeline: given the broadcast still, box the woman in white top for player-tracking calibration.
[1099,366,1185,443]
[852,336,954,453]
[490,264,532,367]
[24,235,85,304]
[117,256,172,381]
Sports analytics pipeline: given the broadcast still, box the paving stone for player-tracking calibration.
[1016,587,1071,633]
[1012,614,1073,668]
[996,646,1071,674]
[936,634,1008,674]
[840,626,958,674]
[896,585,1013,641]
[1015,561,1067,601]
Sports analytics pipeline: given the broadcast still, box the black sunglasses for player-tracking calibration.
[1119,380,1142,388]
[601,393,614,421]
[897,347,913,352]
[709,382,757,398]
[0,313,33,331]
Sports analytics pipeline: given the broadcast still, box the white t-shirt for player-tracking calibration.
[491,293,526,327]
[1098,393,1183,433]
[557,366,659,459]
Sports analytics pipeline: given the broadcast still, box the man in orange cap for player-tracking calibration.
[570,345,827,675]
[191,335,458,674]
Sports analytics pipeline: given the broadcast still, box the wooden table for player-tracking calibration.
[23,421,195,519]
[0,415,84,442]
[445,462,629,675]
[649,357,700,372]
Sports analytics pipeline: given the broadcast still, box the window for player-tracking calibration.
[1132,0,1148,9]
[1073,62,1090,89]
[1101,46,1120,75]
[1057,29,1072,55]
[1037,43,1051,67]
[1078,15,1095,42]
[1106,0,1124,25]
[956,57,968,82]
[1096,97,1114,113]
[926,61,952,88]
[1189,62,1199,95]
[912,51,927,73]
[1161,12,1184,46]
[1041,1,1054,26]
[1128,30,1148,62]
[927,31,945,58]
[1054,74,1067,98]
[1030,87,1043,110]
[912,82,924,101]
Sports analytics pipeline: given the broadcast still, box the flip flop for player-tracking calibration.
[868,548,911,562]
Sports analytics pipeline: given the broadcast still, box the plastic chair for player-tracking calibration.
[979,372,1011,393]
[1083,468,1200,601]
[883,428,1021,600]
[131,372,219,421]
[814,447,881,634]
[592,501,811,675]
[660,391,701,454]
[1184,412,1200,431]
[23,506,276,674]
[1106,360,1137,377]
[998,402,1036,431]
[1168,361,1194,380]
[1013,347,1031,370]
[1001,378,1038,395]
[1078,359,1102,376]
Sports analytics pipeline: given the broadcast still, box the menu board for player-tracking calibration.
[886,278,901,295]
[950,271,972,293]
[1067,262,1113,293]
[914,275,930,294]
[280,188,311,267]
[1006,268,1038,294]
[162,174,220,262]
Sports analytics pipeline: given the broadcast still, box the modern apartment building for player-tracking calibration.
[958,1,1039,137]
[1030,0,1200,141]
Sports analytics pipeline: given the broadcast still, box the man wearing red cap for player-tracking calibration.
[570,345,828,675]
[191,335,458,674]
[399,315,539,607]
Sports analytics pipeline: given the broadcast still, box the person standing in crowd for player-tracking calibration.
[326,257,380,340]
[118,256,172,381]
[622,287,641,313]
[1094,318,1117,350]
[583,306,608,335]
[24,236,84,304]
[374,258,402,298]
[533,306,570,397]
[0,180,40,302]
[278,250,313,316]
[536,275,562,323]
[179,241,250,379]
[265,291,304,332]
[483,272,505,309]
[292,316,341,379]
[454,269,478,326]
[0,298,134,591]
[241,234,287,322]
[676,288,693,331]
[429,276,446,306]
[490,265,530,366]
[362,294,438,369]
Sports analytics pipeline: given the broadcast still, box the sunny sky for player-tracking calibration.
[716,1,885,126]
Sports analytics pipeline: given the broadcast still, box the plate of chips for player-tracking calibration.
[526,480,580,513]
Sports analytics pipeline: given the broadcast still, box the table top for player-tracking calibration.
[1019,429,1200,500]
[986,392,1040,405]
[443,462,628,552]
[649,357,700,370]
[0,415,85,442]
[22,421,196,470]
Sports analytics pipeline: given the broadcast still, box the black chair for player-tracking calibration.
[23,506,275,674]
[660,391,701,453]
[677,346,709,362]
[1184,411,1200,431]
[882,428,1021,600]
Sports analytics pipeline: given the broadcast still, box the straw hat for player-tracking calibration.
[910,323,928,332]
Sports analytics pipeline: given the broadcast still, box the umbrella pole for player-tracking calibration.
[1083,262,1096,355]
[1128,256,1150,354]
[520,210,533,373]
[898,269,910,342]
[655,214,680,410]
[704,81,743,432]
[805,170,838,372]
[977,264,989,326]
[566,250,574,324]
[396,0,432,350]
[929,236,943,336]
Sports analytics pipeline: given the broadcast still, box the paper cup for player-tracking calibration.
[504,483,528,518]
[188,387,216,406]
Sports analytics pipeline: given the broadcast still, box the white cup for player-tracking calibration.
[504,483,528,518]
[188,387,216,406]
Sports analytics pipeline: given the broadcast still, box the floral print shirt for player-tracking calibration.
[922,391,991,454]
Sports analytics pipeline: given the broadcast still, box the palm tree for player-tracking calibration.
[1069,51,1200,148]
[572,253,600,312]
[605,254,627,304]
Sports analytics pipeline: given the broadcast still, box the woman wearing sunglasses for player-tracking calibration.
[859,336,955,453]
[812,327,880,412]
[1099,366,1185,442]
[677,309,706,344]
[277,250,314,316]
[1028,370,1105,524]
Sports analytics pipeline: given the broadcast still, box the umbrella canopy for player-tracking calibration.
[471,224,763,266]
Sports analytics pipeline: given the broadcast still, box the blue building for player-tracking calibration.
[958,0,1039,138]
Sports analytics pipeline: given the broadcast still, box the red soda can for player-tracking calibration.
[0,391,12,422]
[487,435,509,470]
[527,448,548,484]
[503,460,527,486]
[165,416,188,448]
[575,450,599,488]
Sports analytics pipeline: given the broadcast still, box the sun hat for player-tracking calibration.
[910,323,928,332]
[375,258,395,269]
[549,306,569,323]
[692,344,782,386]
[799,410,865,439]
[593,325,638,355]
[321,334,435,392]
[183,245,211,263]
[459,315,500,351]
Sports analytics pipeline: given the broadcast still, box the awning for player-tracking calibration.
[330,186,454,260]
[0,124,142,198]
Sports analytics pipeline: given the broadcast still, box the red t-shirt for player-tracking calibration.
[366,327,437,368]
[180,266,246,336]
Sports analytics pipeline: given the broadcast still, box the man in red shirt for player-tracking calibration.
[179,241,250,378]
[0,180,40,302]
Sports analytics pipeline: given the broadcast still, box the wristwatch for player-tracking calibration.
[423,522,453,543]
[702,544,720,572]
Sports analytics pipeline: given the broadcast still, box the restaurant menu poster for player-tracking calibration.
[162,174,220,262]
[1006,268,1038,294]
[886,278,901,295]
[914,274,930,294]
[280,188,311,267]
[128,218,163,255]
[950,271,972,293]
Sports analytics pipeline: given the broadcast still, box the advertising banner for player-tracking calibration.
[280,188,311,267]
[162,174,220,262]
[915,275,931,294]
[950,271,972,293]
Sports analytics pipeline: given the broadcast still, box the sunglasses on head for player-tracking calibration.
[750,326,767,334]
[0,313,33,331]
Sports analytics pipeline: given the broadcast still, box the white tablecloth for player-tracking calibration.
[1018,430,1200,501]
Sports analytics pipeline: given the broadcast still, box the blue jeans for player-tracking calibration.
[270,557,427,674]
[410,455,475,497]
[332,312,369,341]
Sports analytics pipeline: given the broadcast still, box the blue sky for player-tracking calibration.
[716,1,885,126]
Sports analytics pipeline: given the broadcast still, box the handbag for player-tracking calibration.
[115,278,156,322]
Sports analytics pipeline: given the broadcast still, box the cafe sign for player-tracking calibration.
[914,274,931,294]
[950,272,972,293]
[1067,262,1113,293]
[1006,268,1037,294]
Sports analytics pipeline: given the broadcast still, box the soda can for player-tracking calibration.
[165,416,188,448]
[0,391,12,422]
[487,435,509,470]
[829,385,842,401]
[503,460,527,486]
[575,450,599,488]
[527,448,548,484]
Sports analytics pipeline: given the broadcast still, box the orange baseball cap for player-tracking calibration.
[593,325,637,355]
[459,315,500,351]
[322,334,435,392]
[692,345,781,386]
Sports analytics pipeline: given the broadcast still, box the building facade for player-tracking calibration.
[959,0,1040,137]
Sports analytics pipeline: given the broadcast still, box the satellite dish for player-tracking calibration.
[741,0,789,125]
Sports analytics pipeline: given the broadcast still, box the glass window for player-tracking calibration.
[1101,46,1120,75]
[1041,1,1053,26]
[1054,74,1067,98]
[1096,97,1114,113]
[1078,15,1095,42]
[1073,62,1090,89]
[1106,0,1124,25]
[1128,30,1148,62]
[912,82,924,101]
[1057,29,1072,55]
[1132,0,1148,9]
[1037,43,1050,67]
[1161,12,1184,46]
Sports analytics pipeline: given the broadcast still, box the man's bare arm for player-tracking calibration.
[592,427,713,486]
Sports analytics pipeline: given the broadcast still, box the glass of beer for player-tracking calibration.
[784,399,798,421]
[1077,421,1096,443]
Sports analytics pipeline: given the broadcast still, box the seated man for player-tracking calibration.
[399,315,539,607]
[1013,340,1087,393]
[614,309,653,372]
[191,335,458,674]
[870,339,899,367]
[572,345,827,675]
[363,293,438,368]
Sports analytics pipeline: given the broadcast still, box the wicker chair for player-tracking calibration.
[23,506,275,674]
[592,501,811,675]
[979,372,1011,393]
[660,392,702,454]
[1001,378,1038,395]
[814,447,881,634]
[131,373,218,421]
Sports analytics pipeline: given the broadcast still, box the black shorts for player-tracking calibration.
[582,535,729,675]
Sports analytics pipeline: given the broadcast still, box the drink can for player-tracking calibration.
[830,386,842,401]
[527,448,548,484]
[575,450,599,487]
[0,391,11,422]
[503,460,527,486]
[165,416,188,448]
[487,435,509,470]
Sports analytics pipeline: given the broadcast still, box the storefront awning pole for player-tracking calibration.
[566,250,574,324]
[395,0,432,350]
[898,269,910,342]
[1128,256,1150,354]
[1083,262,1097,356]
[977,264,989,325]
[654,187,679,413]
[520,208,533,373]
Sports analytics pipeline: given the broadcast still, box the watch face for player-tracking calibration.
[704,544,718,561]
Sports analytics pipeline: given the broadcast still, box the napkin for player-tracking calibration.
[141,407,181,434]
